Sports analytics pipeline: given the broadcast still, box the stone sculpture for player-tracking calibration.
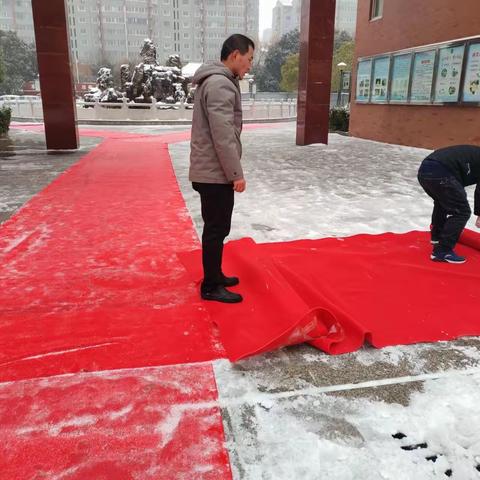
[83,67,123,103]
[84,39,194,106]
[140,38,158,65]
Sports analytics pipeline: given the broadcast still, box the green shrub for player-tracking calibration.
[0,106,12,135]
[329,107,349,132]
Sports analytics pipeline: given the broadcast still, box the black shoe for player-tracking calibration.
[201,286,243,303]
[221,274,239,287]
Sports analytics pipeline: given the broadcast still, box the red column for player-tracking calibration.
[31,0,78,150]
[296,0,336,146]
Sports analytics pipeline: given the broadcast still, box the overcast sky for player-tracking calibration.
[259,0,278,35]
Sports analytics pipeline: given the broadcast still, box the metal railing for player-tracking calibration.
[3,98,297,123]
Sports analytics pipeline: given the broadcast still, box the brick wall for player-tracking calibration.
[349,0,480,149]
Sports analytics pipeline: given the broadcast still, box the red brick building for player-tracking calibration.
[349,0,480,149]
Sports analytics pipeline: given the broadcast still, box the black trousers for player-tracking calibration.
[192,182,234,291]
[418,159,471,250]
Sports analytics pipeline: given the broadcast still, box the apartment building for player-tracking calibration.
[0,0,259,68]
[271,0,357,43]
[0,0,36,44]
[271,0,292,43]
[335,0,357,36]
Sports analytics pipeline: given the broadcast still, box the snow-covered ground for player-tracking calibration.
[170,125,478,243]
[220,369,480,479]
[214,347,480,480]
[170,123,480,480]
[0,129,100,224]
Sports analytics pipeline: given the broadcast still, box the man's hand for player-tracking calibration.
[476,216,480,228]
[233,179,246,193]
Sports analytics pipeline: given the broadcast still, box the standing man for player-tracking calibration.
[417,145,480,264]
[189,34,254,303]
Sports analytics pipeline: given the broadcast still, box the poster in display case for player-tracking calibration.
[390,53,412,102]
[463,43,480,102]
[371,57,390,102]
[434,45,465,102]
[356,59,372,102]
[410,50,436,103]
[356,35,480,106]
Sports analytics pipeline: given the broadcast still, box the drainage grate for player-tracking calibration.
[392,432,480,478]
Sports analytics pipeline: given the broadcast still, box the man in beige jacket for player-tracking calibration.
[189,34,254,303]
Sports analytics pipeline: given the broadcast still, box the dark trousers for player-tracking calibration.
[418,159,471,250]
[192,182,234,291]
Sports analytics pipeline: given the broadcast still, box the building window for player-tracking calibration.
[370,0,383,20]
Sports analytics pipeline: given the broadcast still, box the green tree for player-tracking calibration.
[280,53,299,92]
[254,29,354,92]
[331,40,355,92]
[334,30,353,52]
[0,30,38,95]
[254,29,300,92]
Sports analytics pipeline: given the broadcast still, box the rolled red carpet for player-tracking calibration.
[180,230,480,360]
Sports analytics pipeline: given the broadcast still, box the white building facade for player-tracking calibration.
[0,0,259,66]
[335,0,357,36]
[271,0,293,43]
[271,0,357,43]
[0,0,36,45]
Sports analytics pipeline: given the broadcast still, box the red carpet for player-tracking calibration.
[0,131,225,382]
[4,124,480,478]
[1,124,276,383]
[180,229,480,361]
[5,123,480,368]
[2,126,236,479]
[0,363,231,480]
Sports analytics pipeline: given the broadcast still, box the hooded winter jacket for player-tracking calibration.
[426,145,480,215]
[189,62,244,184]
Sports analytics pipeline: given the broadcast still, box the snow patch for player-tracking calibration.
[108,404,133,421]
[222,373,480,479]
[155,406,183,448]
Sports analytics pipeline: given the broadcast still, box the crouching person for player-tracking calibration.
[417,145,480,264]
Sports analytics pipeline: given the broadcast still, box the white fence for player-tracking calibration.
[3,98,297,123]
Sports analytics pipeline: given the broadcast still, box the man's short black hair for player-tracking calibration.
[221,34,255,61]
